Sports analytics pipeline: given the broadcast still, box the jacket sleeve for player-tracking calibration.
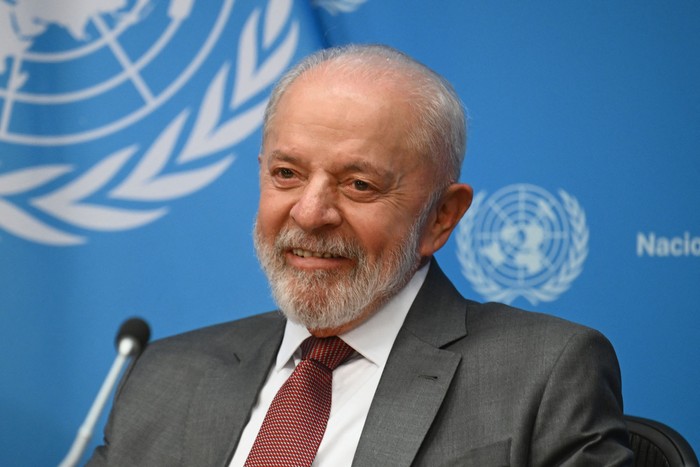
[84,343,193,467]
[530,328,633,466]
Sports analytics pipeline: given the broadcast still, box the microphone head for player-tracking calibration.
[115,317,151,356]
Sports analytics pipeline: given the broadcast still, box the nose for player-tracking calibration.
[289,177,342,232]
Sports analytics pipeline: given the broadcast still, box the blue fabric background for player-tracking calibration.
[0,1,697,465]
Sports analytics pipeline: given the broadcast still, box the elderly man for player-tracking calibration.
[89,45,633,466]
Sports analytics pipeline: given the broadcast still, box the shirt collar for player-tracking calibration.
[275,262,430,371]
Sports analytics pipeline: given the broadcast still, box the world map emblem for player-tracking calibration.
[456,184,589,305]
[0,0,304,245]
[0,0,235,145]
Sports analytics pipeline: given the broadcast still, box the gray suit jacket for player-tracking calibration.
[88,261,632,466]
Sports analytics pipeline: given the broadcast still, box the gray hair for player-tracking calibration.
[262,44,467,187]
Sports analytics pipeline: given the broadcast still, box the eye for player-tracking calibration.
[352,180,370,191]
[269,166,302,188]
[276,167,295,179]
[343,178,381,202]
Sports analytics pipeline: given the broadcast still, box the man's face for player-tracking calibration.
[255,71,439,335]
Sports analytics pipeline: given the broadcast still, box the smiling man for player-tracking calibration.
[89,45,633,466]
[253,49,470,339]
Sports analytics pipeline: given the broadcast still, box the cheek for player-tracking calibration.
[348,210,414,255]
[257,192,291,238]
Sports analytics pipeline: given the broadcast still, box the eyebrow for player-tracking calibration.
[340,160,393,182]
[267,150,298,165]
[266,150,396,184]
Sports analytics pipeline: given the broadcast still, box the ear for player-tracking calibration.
[419,183,473,257]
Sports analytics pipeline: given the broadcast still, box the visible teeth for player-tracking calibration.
[292,248,340,259]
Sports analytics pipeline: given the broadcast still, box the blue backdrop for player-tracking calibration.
[1,1,698,465]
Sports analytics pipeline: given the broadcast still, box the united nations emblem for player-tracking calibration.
[0,0,299,245]
[456,184,589,305]
[0,0,235,145]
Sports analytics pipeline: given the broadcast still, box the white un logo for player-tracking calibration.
[0,0,232,146]
[456,184,589,305]
[0,0,302,246]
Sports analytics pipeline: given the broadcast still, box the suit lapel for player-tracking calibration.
[352,260,468,467]
[181,316,286,465]
[172,261,467,465]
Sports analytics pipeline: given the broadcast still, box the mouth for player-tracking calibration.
[291,248,344,259]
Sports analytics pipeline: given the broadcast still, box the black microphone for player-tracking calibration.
[115,317,151,358]
[59,317,151,467]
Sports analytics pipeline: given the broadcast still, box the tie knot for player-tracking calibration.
[300,336,354,371]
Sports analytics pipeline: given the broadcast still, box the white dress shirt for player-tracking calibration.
[229,264,429,467]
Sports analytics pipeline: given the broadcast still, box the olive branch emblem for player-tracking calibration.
[456,187,589,305]
[0,1,298,245]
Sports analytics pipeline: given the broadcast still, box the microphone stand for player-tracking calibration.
[58,337,138,467]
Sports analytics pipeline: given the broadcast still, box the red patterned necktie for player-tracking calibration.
[244,336,355,467]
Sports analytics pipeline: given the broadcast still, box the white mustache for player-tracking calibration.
[274,228,364,261]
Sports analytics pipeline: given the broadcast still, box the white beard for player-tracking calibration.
[253,220,423,331]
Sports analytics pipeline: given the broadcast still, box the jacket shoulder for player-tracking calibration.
[146,311,283,354]
[465,301,607,344]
